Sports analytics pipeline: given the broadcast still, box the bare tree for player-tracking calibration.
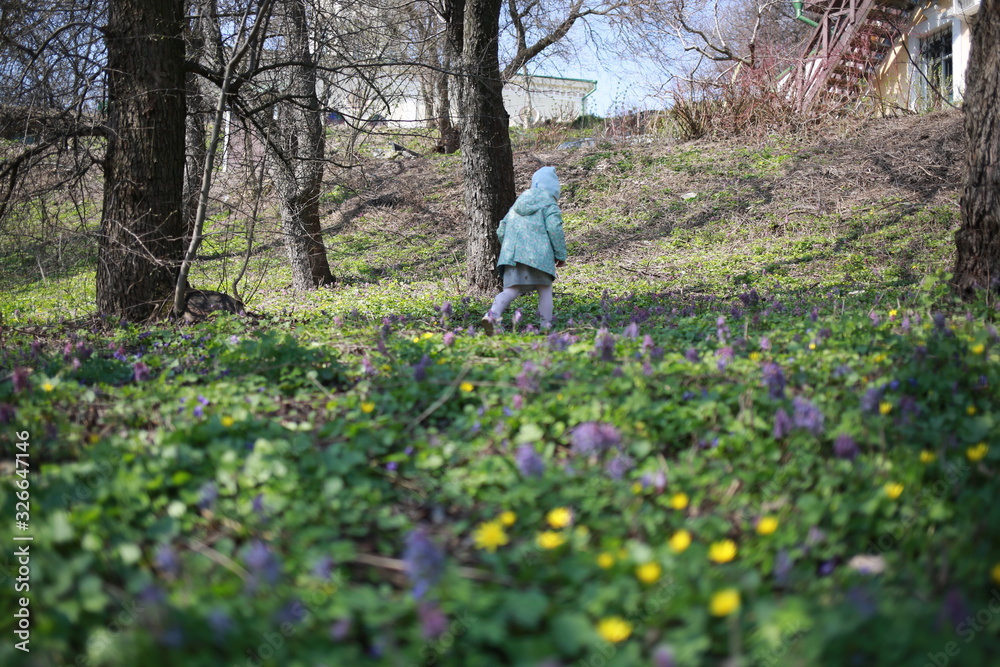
[953,0,1000,296]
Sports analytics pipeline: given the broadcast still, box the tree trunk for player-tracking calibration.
[449,0,516,296]
[271,0,335,290]
[97,0,186,320]
[953,1,1000,297]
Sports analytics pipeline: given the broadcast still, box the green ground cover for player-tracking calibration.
[2,115,998,667]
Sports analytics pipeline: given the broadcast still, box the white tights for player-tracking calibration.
[488,285,553,327]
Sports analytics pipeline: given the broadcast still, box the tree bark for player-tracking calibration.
[271,0,335,290]
[97,0,186,320]
[953,1,1000,297]
[449,0,516,296]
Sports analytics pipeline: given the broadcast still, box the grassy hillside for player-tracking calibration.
[3,109,1000,667]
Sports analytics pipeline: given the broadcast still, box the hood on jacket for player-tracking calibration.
[511,187,558,217]
[530,166,560,200]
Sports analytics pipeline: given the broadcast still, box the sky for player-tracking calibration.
[510,19,689,118]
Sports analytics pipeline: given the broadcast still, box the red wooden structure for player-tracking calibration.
[791,0,913,112]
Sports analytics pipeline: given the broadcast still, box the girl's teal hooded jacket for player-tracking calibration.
[496,167,568,278]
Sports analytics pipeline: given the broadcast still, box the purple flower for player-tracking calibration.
[761,362,785,399]
[403,528,445,599]
[155,544,181,576]
[443,331,455,346]
[198,481,218,508]
[252,493,266,516]
[0,403,15,424]
[640,471,667,492]
[418,601,448,639]
[773,549,793,586]
[441,301,453,318]
[193,405,204,418]
[684,347,700,363]
[30,339,42,356]
[516,361,539,392]
[386,461,398,471]
[412,354,431,381]
[833,434,858,460]
[716,316,730,343]
[312,555,335,579]
[624,322,639,339]
[594,328,616,362]
[653,645,676,667]
[759,336,771,351]
[243,540,281,585]
[605,454,634,479]
[515,444,545,477]
[860,386,885,414]
[773,408,793,439]
[570,421,621,456]
[716,346,734,371]
[362,356,377,376]
[792,396,824,436]
[330,618,352,641]
[132,361,151,382]
[198,395,210,406]
[12,367,31,393]
[641,334,655,354]
[207,608,234,640]
[818,559,837,577]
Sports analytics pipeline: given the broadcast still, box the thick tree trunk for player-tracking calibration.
[272,0,335,290]
[97,0,186,319]
[450,0,516,296]
[953,1,1000,296]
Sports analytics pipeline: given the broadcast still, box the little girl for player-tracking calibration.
[482,166,567,335]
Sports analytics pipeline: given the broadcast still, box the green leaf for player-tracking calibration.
[550,612,595,655]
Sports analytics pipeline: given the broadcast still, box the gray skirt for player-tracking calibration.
[503,263,553,288]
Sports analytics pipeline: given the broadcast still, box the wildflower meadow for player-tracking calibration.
[2,113,999,666]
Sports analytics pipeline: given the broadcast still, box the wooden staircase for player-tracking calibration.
[792,0,912,112]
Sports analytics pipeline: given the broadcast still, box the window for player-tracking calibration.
[918,28,953,107]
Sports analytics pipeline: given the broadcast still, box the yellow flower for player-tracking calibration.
[971,343,985,355]
[967,442,989,462]
[670,493,689,510]
[756,517,779,535]
[42,382,54,392]
[889,309,898,317]
[808,342,817,350]
[499,511,517,526]
[636,561,662,584]
[380,364,392,372]
[879,401,892,416]
[546,507,573,529]
[919,450,937,464]
[412,336,421,343]
[421,332,434,340]
[873,353,886,363]
[459,381,474,393]
[708,539,737,563]
[631,482,644,494]
[537,531,566,550]
[88,434,100,444]
[709,589,741,617]
[749,351,762,362]
[597,552,615,569]
[596,616,632,643]
[360,401,376,414]
[966,405,977,416]
[221,416,234,427]
[472,521,509,553]
[991,563,1000,585]
[884,482,904,499]
[668,530,692,553]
